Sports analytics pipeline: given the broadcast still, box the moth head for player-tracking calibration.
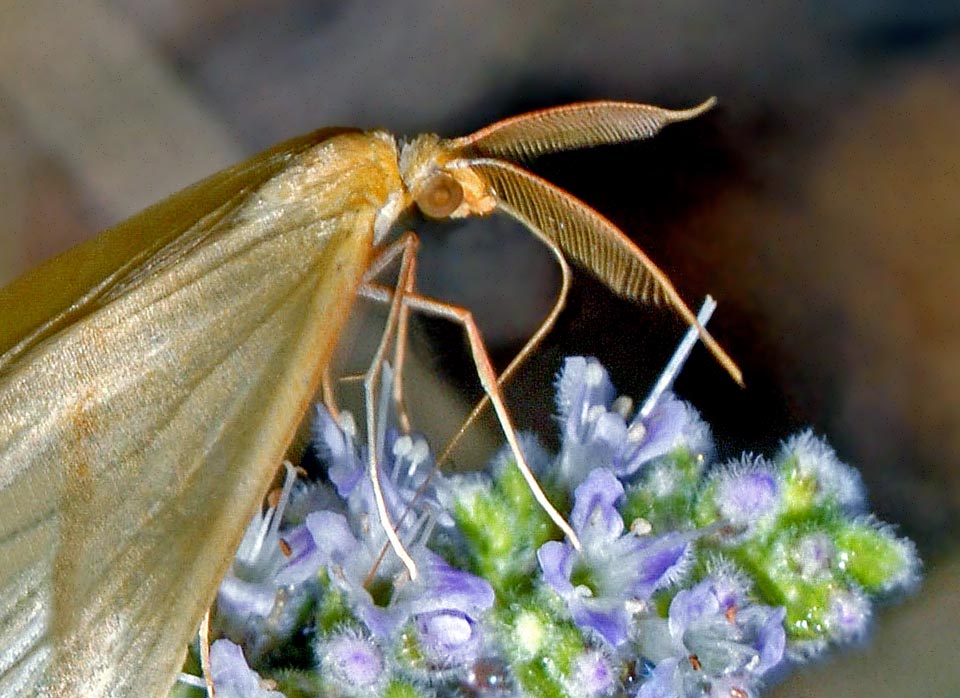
[399,133,496,220]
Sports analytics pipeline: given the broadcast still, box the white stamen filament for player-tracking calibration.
[393,435,412,481]
[640,296,717,419]
[338,411,358,439]
[248,461,297,562]
[409,438,430,475]
[176,673,206,689]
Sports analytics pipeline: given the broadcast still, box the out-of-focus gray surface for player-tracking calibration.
[2,2,959,695]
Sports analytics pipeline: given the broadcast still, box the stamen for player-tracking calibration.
[393,434,413,457]
[411,511,433,548]
[248,461,296,561]
[586,404,606,423]
[338,411,358,439]
[630,518,653,536]
[419,510,438,545]
[393,434,413,480]
[626,420,646,444]
[409,438,430,475]
[584,361,605,387]
[176,673,206,689]
[611,395,633,419]
[639,296,717,419]
[266,461,297,543]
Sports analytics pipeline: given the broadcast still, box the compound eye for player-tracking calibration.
[415,171,464,219]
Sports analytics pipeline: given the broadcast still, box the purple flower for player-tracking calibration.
[314,404,366,499]
[538,469,692,646]
[556,357,617,427]
[313,404,451,536]
[317,631,387,696]
[555,357,623,485]
[280,507,493,667]
[280,404,426,590]
[279,509,409,636]
[208,639,285,698]
[555,357,707,487]
[566,649,618,697]
[779,431,865,513]
[707,458,782,540]
[824,587,871,643]
[286,370,493,670]
[406,552,495,669]
[637,573,786,697]
[617,397,704,478]
[216,464,308,660]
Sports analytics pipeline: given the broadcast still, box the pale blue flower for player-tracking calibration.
[279,505,493,666]
[707,457,782,540]
[538,469,692,646]
[779,431,865,512]
[314,403,451,535]
[555,357,623,486]
[216,464,307,660]
[617,395,702,478]
[566,649,618,697]
[208,639,285,698]
[637,574,785,698]
[555,357,707,487]
[204,348,916,698]
[317,631,388,697]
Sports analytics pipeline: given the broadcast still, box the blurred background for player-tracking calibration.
[1,1,958,694]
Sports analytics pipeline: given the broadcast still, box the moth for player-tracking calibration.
[0,99,739,696]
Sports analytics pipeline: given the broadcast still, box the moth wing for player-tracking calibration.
[0,130,395,696]
[0,127,358,363]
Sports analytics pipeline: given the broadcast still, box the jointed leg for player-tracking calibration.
[199,610,214,698]
[437,232,571,466]
[361,282,582,551]
[320,367,341,420]
[356,232,421,579]
[360,232,419,431]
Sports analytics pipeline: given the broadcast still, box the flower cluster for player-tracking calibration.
[177,348,919,698]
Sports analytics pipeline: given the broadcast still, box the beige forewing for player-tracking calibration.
[0,127,360,364]
[0,131,402,696]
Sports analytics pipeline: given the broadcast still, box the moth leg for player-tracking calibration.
[360,283,582,551]
[320,367,343,421]
[362,231,420,433]
[388,239,417,434]
[320,368,367,423]
[437,230,572,467]
[199,610,215,698]
[357,232,422,579]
